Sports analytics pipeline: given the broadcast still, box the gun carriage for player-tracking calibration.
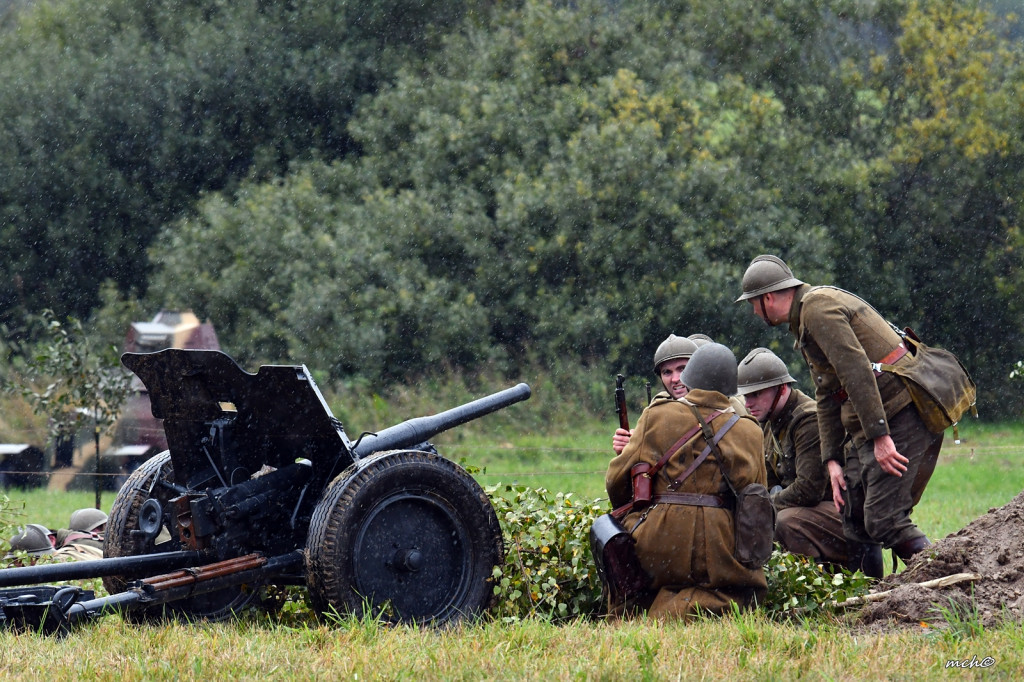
[0,349,530,634]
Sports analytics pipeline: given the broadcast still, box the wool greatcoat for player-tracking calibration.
[605,388,767,620]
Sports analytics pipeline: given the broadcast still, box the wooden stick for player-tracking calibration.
[833,572,982,609]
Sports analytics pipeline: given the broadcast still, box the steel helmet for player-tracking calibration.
[652,334,699,372]
[69,508,108,533]
[681,343,738,396]
[8,524,55,555]
[735,255,804,302]
[687,333,714,347]
[737,348,796,395]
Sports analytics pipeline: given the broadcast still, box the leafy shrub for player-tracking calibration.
[761,546,871,618]
[485,484,605,622]
[486,485,872,623]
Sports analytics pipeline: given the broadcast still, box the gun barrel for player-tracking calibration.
[0,551,205,588]
[352,383,531,459]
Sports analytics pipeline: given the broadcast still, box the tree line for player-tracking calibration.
[2,0,1022,419]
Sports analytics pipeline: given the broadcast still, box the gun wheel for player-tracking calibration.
[103,451,262,622]
[305,450,502,626]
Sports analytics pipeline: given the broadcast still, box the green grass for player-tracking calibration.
[0,603,1021,680]
[1,418,1023,679]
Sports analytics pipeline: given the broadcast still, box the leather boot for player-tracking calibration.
[847,543,884,580]
[892,535,931,563]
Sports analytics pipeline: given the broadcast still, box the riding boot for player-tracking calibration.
[847,543,884,580]
[892,535,931,564]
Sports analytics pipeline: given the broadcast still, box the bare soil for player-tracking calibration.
[857,490,1024,631]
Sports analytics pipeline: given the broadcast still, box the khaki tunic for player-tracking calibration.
[765,389,830,510]
[787,284,914,463]
[605,389,767,619]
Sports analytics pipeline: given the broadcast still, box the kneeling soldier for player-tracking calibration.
[737,348,881,575]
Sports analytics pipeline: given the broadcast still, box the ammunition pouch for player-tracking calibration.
[630,462,653,508]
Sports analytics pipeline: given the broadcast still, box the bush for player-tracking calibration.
[486,484,606,622]
[485,485,872,623]
[761,547,871,618]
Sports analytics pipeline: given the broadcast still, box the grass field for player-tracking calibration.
[1,417,1022,680]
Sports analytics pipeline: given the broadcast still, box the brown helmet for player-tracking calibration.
[737,348,795,395]
[652,334,698,372]
[735,255,804,302]
[681,343,738,396]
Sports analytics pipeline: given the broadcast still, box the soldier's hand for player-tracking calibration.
[612,428,631,455]
[873,434,909,477]
[827,459,846,513]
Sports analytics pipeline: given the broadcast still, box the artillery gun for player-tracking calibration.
[0,349,530,634]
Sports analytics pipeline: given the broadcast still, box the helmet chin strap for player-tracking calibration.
[767,384,786,420]
[758,295,770,324]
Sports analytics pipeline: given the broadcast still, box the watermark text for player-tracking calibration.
[945,655,995,669]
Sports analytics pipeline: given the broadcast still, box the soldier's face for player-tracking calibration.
[750,293,785,326]
[658,358,689,399]
[744,385,779,423]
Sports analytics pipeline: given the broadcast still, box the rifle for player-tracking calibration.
[615,374,630,431]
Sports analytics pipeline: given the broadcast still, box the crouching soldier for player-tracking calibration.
[605,343,767,620]
[736,348,879,575]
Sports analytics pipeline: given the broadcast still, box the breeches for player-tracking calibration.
[775,501,848,565]
[842,406,943,548]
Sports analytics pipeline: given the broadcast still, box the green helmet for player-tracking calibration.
[737,348,795,395]
[8,524,55,555]
[735,255,804,302]
[652,334,698,372]
[687,333,714,347]
[69,508,108,533]
[681,343,738,396]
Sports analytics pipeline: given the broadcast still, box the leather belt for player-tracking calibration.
[829,343,908,404]
[652,492,726,508]
[870,343,908,374]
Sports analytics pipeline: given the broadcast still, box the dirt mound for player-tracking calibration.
[857,490,1024,631]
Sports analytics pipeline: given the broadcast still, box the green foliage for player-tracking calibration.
[483,484,871,624]
[12,310,132,442]
[4,0,1024,419]
[0,0,472,329]
[761,546,871,618]
[486,484,606,622]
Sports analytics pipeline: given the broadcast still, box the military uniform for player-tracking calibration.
[605,389,767,620]
[788,284,943,553]
[763,388,847,565]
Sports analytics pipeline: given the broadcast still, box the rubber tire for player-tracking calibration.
[305,450,503,626]
[102,450,261,622]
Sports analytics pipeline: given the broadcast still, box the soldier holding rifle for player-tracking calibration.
[612,334,698,455]
[604,343,767,619]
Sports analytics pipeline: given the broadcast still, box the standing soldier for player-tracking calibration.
[736,255,944,566]
[737,348,875,575]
